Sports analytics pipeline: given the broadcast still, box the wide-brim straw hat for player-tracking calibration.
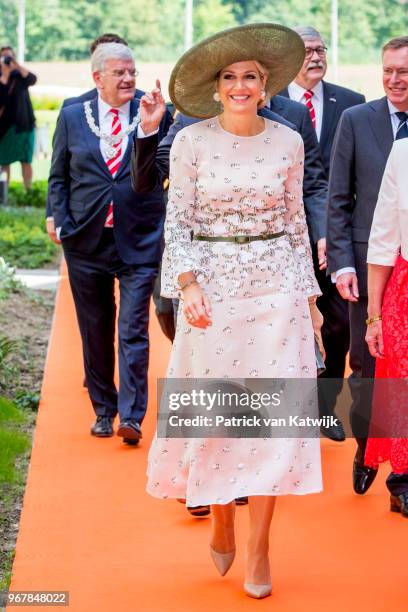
[169,23,305,119]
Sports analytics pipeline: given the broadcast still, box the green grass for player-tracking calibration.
[0,397,30,486]
[0,397,30,590]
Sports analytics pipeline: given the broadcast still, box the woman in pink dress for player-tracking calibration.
[140,24,324,597]
[365,138,408,518]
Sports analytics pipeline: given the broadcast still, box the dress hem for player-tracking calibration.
[146,486,323,505]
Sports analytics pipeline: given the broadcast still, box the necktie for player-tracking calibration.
[304,90,316,129]
[395,111,408,140]
[105,108,123,227]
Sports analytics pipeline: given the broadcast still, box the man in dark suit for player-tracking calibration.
[327,36,408,503]
[48,43,169,444]
[46,33,172,241]
[279,26,365,441]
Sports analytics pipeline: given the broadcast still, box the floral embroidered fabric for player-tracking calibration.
[146,118,322,506]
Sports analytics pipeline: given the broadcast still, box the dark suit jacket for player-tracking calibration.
[48,95,167,264]
[269,95,327,241]
[132,101,327,242]
[279,81,365,177]
[45,89,173,217]
[326,97,394,295]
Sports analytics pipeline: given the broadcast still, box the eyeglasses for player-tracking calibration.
[104,69,139,78]
[304,46,327,59]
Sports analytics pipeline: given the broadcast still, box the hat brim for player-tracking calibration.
[169,23,305,119]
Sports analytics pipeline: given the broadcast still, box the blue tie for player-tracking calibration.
[395,111,408,140]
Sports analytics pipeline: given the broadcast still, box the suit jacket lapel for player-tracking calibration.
[320,81,337,148]
[83,97,112,178]
[368,97,394,161]
[116,97,140,178]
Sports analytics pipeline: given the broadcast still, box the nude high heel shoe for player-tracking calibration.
[244,583,272,599]
[209,547,236,576]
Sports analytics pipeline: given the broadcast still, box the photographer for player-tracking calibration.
[0,46,36,188]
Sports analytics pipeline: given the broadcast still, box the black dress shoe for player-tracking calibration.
[187,505,211,517]
[117,420,142,441]
[91,416,114,437]
[390,493,408,517]
[352,450,378,495]
[320,417,346,442]
[123,438,139,446]
[235,497,248,505]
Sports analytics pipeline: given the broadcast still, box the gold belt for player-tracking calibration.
[193,231,285,244]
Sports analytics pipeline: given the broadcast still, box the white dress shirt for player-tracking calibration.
[98,96,130,163]
[367,138,408,266]
[288,80,324,141]
[387,99,408,138]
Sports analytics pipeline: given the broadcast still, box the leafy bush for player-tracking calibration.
[0,335,18,392]
[0,257,23,300]
[31,95,62,111]
[8,181,47,209]
[15,391,40,412]
[0,207,58,269]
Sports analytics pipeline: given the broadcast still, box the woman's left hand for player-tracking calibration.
[365,320,384,359]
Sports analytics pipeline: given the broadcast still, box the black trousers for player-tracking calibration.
[152,267,175,343]
[313,247,350,417]
[63,230,158,424]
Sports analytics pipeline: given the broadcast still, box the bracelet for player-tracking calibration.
[366,315,382,326]
[179,278,198,291]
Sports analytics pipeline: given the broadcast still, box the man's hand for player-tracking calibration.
[336,272,359,302]
[140,79,166,135]
[317,237,327,270]
[46,217,61,244]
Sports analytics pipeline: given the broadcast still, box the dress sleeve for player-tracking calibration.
[367,144,401,266]
[283,135,321,297]
[160,129,205,298]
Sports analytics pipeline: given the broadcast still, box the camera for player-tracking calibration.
[1,56,12,66]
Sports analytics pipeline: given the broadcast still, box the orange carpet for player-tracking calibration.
[8,265,407,612]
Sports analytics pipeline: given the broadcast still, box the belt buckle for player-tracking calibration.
[235,236,250,244]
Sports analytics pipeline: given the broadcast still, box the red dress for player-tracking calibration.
[364,255,408,474]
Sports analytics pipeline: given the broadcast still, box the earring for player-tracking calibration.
[213,92,221,102]
[260,90,266,100]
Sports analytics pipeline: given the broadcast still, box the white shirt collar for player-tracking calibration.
[288,80,323,102]
[387,99,408,117]
[97,94,130,121]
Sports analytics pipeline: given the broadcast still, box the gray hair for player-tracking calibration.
[293,26,326,45]
[91,42,134,72]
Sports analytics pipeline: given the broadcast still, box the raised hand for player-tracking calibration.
[140,79,166,135]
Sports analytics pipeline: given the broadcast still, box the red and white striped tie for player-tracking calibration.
[304,90,316,129]
[105,108,122,228]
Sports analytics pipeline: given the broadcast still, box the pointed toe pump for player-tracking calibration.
[244,583,272,599]
[209,547,236,576]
